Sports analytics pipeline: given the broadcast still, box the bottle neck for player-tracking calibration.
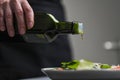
[56,22,74,34]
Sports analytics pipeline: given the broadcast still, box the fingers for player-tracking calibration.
[22,0,34,29]
[0,0,34,37]
[12,0,34,35]
[4,1,15,37]
[0,2,5,31]
[12,0,26,35]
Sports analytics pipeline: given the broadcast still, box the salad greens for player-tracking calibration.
[61,59,111,70]
[100,64,111,69]
[61,60,80,70]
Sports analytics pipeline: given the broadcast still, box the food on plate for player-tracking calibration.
[58,59,120,70]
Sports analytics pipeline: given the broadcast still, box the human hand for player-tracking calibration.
[0,0,34,37]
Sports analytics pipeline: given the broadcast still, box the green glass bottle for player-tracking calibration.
[0,13,84,43]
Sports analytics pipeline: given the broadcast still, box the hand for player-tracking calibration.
[0,0,34,37]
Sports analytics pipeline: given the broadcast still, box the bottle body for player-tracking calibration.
[0,13,83,43]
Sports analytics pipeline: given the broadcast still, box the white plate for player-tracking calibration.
[41,68,120,80]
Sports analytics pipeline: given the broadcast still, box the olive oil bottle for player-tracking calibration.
[0,13,83,43]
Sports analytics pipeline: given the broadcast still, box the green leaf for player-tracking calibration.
[100,64,111,69]
[77,59,95,69]
[61,60,80,70]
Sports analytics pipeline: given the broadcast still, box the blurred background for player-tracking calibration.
[62,0,120,65]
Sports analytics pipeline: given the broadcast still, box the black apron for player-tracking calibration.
[0,0,72,79]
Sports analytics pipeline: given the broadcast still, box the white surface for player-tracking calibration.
[42,68,120,79]
[21,77,51,80]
